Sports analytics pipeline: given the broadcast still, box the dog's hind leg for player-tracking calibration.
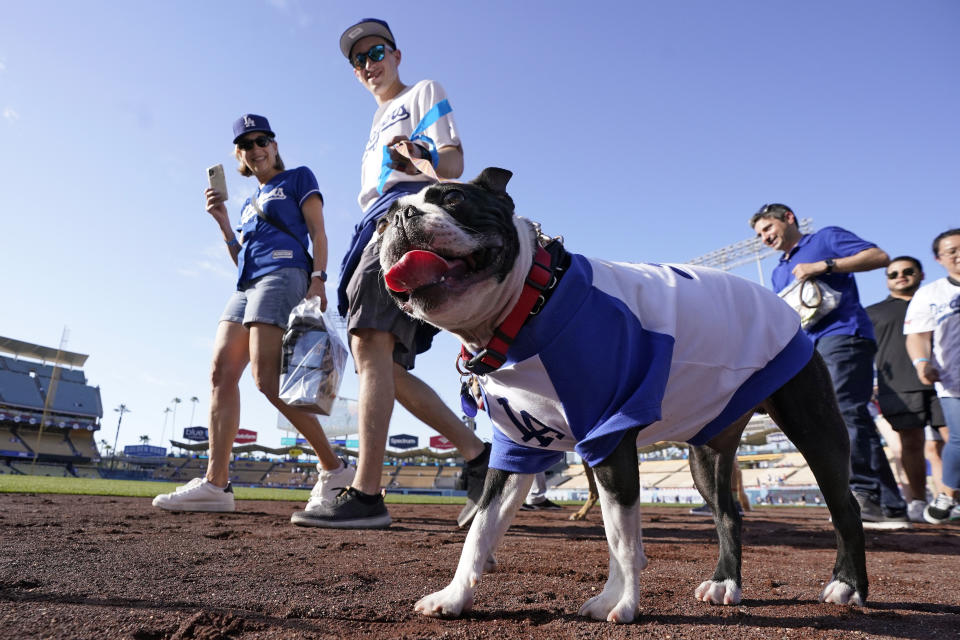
[578,427,648,624]
[415,469,533,618]
[569,462,599,521]
[763,352,867,605]
[689,412,751,605]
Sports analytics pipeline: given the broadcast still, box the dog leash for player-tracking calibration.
[377,99,451,192]
[458,244,554,375]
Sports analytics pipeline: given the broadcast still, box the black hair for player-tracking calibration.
[887,255,923,273]
[933,228,960,256]
[749,203,798,229]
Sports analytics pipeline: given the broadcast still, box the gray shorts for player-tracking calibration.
[221,267,308,329]
[345,238,420,370]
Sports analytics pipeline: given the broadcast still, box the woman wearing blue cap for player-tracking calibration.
[153,114,353,514]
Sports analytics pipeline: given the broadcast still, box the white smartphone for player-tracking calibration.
[207,164,228,200]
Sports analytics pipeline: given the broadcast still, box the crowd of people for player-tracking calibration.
[152,17,958,533]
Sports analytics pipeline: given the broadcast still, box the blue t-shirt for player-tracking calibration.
[236,166,322,288]
[477,256,813,474]
[770,226,877,342]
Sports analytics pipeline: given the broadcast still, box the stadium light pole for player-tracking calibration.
[110,404,130,471]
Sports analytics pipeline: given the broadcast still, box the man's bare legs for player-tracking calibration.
[350,328,398,495]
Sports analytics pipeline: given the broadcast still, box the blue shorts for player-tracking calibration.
[220,267,308,329]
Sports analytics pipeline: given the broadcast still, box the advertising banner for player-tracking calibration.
[389,434,419,449]
[183,426,209,442]
[234,428,257,444]
[429,435,454,450]
[123,444,167,457]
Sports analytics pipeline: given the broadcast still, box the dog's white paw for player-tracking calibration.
[414,584,474,618]
[819,580,863,606]
[578,592,638,624]
[694,579,742,605]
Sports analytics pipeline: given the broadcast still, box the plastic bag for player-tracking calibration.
[278,298,348,415]
[778,278,842,330]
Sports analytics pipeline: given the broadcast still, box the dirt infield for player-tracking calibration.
[0,494,957,639]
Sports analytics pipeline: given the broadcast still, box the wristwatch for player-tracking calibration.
[824,258,836,274]
[311,270,328,281]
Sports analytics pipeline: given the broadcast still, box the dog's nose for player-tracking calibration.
[395,205,423,225]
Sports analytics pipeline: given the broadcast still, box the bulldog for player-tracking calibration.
[378,168,867,623]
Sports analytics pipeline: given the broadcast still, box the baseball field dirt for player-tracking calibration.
[0,494,957,639]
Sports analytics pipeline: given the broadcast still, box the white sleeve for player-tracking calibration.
[903,286,936,334]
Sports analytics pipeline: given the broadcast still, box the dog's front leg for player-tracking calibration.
[415,469,532,618]
[577,428,648,624]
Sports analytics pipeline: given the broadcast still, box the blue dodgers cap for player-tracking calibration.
[339,18,396,60]
[232,114,275,144]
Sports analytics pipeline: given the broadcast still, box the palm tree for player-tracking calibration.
[111,404,131,470]
[170,398,182,443]
[139,434,150,444]
[160,407,172,446]
[188,396,200,427]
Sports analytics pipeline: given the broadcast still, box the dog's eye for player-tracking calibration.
[442,190,464,207]
[376,217,390,234]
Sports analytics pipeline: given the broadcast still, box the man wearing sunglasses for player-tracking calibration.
[750,205,909,529]
[290,18,489,530]
[867,257,946,523]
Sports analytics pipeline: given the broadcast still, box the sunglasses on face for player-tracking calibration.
[237,135,273,151]
[352,43,389,69]
[887,267,916,279]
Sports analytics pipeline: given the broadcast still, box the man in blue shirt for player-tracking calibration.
[751,204,908,529]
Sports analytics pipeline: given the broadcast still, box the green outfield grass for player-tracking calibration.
[0,475,468,505]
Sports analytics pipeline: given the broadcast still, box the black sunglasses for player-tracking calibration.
[237,135,273,151]
[887,267,916,279]
[352,43,389,69]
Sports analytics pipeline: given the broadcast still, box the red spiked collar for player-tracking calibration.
[458,245,554,375]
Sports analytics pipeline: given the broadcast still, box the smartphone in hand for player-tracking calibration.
[207,164,228,200]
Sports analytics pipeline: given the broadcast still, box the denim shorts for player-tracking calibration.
[220,267,308,329]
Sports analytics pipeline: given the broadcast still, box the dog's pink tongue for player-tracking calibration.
[384,250,452,292]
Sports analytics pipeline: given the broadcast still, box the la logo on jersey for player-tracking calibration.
[496,397,566,448]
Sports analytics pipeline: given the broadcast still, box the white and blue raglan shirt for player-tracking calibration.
[479,256,814,474]
[358,79,460,212]
[236,166,321,289]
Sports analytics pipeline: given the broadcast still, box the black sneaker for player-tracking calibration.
[457,442,491,528]
[923,493,957,524]
[518,502,536,511]
[855,492,910,530]
[290,487,391,529]
[524,498,563,510]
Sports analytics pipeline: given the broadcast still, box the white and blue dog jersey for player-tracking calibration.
[479,255,814,474]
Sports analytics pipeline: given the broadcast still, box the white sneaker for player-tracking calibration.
[907,499,927,523]
[304,461,355,512]
[152,477,235,512]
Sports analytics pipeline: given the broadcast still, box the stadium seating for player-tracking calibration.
[393,465,440,489]
[434,465,461,489]
[9,461,70,476]
[69,431,102,459]
[0,425,31,454]
[72,465,101,478]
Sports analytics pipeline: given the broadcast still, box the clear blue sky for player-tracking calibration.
[1,1,957,453]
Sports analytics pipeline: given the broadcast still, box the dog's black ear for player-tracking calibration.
[471,167,513,194]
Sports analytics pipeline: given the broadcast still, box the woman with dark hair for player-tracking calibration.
[153,114,353,514]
